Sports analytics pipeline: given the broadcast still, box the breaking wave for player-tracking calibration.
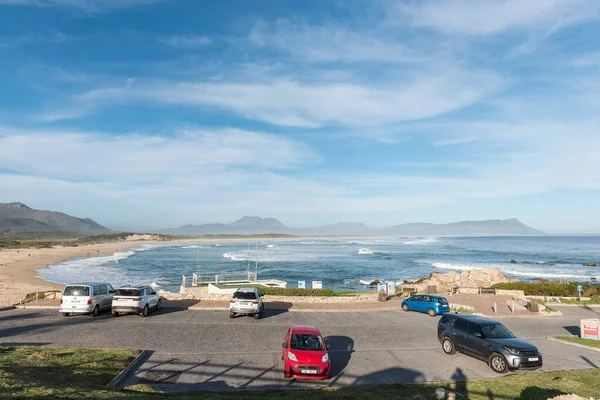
[404,237,438,245]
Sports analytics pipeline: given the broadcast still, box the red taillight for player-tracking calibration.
[230,299,236,303]
[252,301,259,305]
[87,299,92,305]
[60,299,63,304]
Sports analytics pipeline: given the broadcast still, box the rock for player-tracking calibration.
[509,259,517,264]
[434,388,460,400]
[583,263,597,267]
[407,268,514,293]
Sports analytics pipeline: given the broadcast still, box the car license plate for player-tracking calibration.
[301,369,317,374]
[528,357,539,362]
[71,306,77,309]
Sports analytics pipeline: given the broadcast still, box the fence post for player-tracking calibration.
[511,301,515,313]
[493,301,497,314]
[36,290,39,302]
[215,274,219,284]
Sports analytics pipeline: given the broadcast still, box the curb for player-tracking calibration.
[546,337,600,353]
[14,305,58,310]
[187,306,401,313]
[106,349,152,388]
[546,303,600,308]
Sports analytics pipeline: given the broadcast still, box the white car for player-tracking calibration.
[60,282,115,317]
[111,285,161,317]
[229,288,264,319]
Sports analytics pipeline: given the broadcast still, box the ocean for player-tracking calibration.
[38,236,600,293]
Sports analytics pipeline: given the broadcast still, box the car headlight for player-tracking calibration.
[503,346,520,355]
[287,351,298,362]
[321,353,329,363]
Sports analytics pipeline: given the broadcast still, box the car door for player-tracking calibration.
[409,295,422,311]
[421,296,432,312]
[282,327,291,359]
[148,287,158,308]
[451,319,468,351]
[464,322,490,360]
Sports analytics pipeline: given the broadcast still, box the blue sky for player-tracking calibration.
[1,0,600,233]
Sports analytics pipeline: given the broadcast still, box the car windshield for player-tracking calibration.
[63,286,89,296]
[234,292,257,300]
[481,323,515,339]
[290,334,324,351]
[116,289,139,297]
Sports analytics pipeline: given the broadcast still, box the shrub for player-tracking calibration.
[492,281,600,297]
[256,287,361,297]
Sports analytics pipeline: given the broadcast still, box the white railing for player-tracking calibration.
[183,271,258,287]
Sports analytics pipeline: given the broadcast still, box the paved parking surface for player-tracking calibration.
[0,305,598,391]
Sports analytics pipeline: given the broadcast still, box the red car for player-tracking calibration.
[282,325,331,380]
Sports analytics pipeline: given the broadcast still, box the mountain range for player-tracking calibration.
[0,202,110,235]
[158,217,544,236]
[0,202,544,236]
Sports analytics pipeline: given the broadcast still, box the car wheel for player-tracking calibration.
[442,337,457,355]
[428,308,437,317]
[253,312,260,320]
[402,304,409,311]
[92,305,99,317]
[156,300,161,311]
[229,312,235,319]
[141,305,148,317]
[62,313,70,317]
[490,353,508,374]
[112,311,119,317]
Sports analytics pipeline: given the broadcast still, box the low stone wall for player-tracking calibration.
[457,287,479,294]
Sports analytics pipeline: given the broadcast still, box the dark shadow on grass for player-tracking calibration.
[517,387,566,400]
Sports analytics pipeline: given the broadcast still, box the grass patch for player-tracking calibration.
[1,346,600,399]
[493,281,600,298]
[553,336,600,349]
[557,296,600,305]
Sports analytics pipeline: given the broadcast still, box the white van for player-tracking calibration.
[59,282,115,317]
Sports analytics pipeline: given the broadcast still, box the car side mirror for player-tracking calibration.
[110,290,115,294]
[282,343,288,348]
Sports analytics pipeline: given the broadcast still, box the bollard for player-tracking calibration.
[511,301,515,313]
[494,301,497,314]
[36,290,39,302]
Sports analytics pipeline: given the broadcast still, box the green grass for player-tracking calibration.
[553,336,600,349]
[2,347,599,400]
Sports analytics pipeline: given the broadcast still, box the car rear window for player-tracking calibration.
[115,289,139,297]
[438,297,448,305]
[63,286,90,296]
[290,334,324,351]
[233,292,257,300]
[439,315,455,325]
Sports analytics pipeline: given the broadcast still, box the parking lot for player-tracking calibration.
[1,305,599,392]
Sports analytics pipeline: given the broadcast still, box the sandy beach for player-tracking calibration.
[0,236,303,307]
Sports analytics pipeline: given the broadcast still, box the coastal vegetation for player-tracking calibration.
[1,346,599,399]
[492,280,600,297]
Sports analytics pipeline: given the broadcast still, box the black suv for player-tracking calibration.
[437,314,542,373]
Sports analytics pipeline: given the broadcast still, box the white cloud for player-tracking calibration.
[0,127,318,182]
[159,35,212,48]
[395,0,600,35]
[0,0,160,13]
[248,19,417,63]
[43,67,507,129]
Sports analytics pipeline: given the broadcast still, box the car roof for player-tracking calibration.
[444,314,499,324]
[235,287,258,293]
[65,282,110,287]
[415,294,446,298]
[290,325,321,335]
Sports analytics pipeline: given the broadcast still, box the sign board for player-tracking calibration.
[297,281,305,289]
[378,281,387,294]
[581,319,600,340]
[578,285,583,292]
[312,281,322,289]
[387,281,396,295]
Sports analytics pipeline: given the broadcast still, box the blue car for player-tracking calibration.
[401,294,449,317]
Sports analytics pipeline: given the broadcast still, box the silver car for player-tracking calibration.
[111,285,161,317]
[59,282,115,317]
[229,288,264,319]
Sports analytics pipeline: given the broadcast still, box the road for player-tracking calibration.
[0,305,599,392]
